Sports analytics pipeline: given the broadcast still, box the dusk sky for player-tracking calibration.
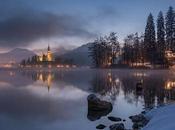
[0,0,175,52]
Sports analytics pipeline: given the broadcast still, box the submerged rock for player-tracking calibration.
[87,94,113,121]
[132,123,139,129]
[129,114,146,123]
[141,111,146,114]
[108,116,122,122]
[129,114,149,129]
[96,124,106,129]
[109,123,125,130]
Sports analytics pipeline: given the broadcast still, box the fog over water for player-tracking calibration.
[0,68,175,130]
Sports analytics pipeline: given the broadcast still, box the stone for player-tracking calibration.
[109,123,125,130]
[132,123,139,129]
[141,111,146,114]
[108,116,122,122]
[87,94,113,121]
[129,114,146,123]
[130,114,149,129]
[96,124,106,129]
[87,94,112,111]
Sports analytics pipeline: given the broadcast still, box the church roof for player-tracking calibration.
[48,45,50,51]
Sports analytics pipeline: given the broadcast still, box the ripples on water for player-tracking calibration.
[0,68,175,130]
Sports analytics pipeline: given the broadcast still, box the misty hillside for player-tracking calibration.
[60,43,93,66]
[0,48,36,63]
[53,46,71,56]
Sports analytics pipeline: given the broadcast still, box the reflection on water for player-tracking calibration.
[1,69,175,130]
[36,72,54,91]
[90,70,175,108]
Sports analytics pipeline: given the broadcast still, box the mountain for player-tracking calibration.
[53,46,71,56]
[0,48,36,64]
[60,43,92,66]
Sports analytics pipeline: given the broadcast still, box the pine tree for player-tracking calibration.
[89,37,107,67]
[157,11,166,64]
[20,59,26,66]
[27,58,31,65]
[123,34,135,66]
[144,13,156,64]
[139,34,145,65]
[133,33,140,65]
[107,32,120,65]
[165,6,175,51]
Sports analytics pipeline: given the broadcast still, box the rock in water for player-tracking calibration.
[109,123,125,130]
[108,116,122,122]
[129,114,146,123]
[87,94,112,111]
[96,124,106,129]
[132,123,139,129]
[129,114,149,129]
[87,94,113,121]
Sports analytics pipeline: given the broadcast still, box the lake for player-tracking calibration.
[0,68,175,130]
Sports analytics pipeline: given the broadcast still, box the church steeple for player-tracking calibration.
[48,44,50,51]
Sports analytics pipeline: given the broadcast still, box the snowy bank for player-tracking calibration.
[143,104,175,130]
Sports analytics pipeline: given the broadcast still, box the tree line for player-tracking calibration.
[20,54,74,66]
[89,6,175,68]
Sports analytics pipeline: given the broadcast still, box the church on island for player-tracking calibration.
[38,45,54,62]
[20,45,55,67]
[20,44,76,68]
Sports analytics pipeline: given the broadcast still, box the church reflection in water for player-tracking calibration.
[36,72,54,91]
[21,71,54,91]
[20,70,175,108]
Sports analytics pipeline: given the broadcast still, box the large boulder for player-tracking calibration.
[87,94,113,111]
[87,94,113,121]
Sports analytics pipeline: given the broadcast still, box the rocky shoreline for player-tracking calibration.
[87,94,150,130]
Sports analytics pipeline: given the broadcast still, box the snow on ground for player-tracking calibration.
[143,104,175,130]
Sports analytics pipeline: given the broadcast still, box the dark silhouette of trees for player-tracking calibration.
[89,38,105,67]
[20,59,26,66]
[42,54,47,62]
[157,11,166,65]
[123,34,135,65]
[165,6,175,51]
[89,8,174,68]
[89,32,120,67]
[122,33,144,66]
[27,57,31,65]
[107,32,120,65]
[144,13,157,65]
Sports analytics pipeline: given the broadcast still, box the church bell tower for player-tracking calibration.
[47,45,53,62]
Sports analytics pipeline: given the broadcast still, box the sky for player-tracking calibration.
[0,0,175,52]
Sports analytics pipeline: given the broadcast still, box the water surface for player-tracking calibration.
[0,68,175,130]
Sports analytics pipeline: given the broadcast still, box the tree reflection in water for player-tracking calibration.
[90,70,175,109]
[20,69,175,109]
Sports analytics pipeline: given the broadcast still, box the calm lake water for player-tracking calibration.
[0,68,175,130]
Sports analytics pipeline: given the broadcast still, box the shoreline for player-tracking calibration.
[142,103,175,130]
[0,66,172,71]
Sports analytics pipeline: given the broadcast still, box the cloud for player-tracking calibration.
[0,11,96,48]
[97,6,119,18]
